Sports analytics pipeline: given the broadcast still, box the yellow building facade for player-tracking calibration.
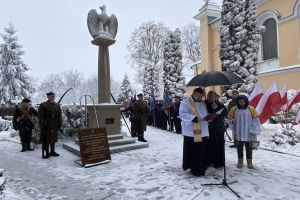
[193,0,300,90]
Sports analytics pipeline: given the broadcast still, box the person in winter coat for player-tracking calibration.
[38,92,62,159]
[13,98,38,152]
[170,96,182,134]
[205,91,227,168]
[132,93,148,142]
[227,95,260,169]
[227,89,239,148]
[179,87,212,176]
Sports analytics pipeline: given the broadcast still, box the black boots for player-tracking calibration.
[138,134,147,143]
[50,143,60,157]
[42,144,50,159]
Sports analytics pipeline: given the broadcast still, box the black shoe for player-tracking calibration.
[20,149,26,152]
[43,154,50,159]
[50,151,60,157]
[229,144,237,148]
[190,170,205,177]
[140,139,147,142]
[26,148,33,151]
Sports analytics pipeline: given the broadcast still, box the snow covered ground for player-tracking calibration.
[0,124,300,200]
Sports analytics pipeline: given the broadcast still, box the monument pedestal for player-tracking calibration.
[87,104,122,135]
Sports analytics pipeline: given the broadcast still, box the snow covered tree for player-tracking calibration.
[181,23,200,67]
[163,29,185,98]
[127,21,169,96]
[220,0,263,95]
[117,74,133,103]
[0,23,34,104]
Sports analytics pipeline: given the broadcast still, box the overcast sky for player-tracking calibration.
[0,0,222,83]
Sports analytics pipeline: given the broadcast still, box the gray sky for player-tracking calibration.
[0,0,222,83]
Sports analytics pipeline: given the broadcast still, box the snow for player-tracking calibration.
[0,122,300,199]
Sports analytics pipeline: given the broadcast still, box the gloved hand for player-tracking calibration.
[192,117,198,123]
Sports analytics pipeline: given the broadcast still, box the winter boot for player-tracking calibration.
[42,144,50,159]
[140,134,147,143]
[247,159,255,169]
[50,143,60,157]
[236,158,243,168]
[20,141,26,152]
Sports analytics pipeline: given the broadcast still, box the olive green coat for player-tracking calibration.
[38,101,62,144]
[132,100,148,134]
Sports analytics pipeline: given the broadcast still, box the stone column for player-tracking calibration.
[92,37,116,103]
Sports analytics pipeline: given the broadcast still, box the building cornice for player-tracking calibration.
[194,1,221,20]
[258,64,300,76]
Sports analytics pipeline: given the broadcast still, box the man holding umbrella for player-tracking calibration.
[179,87,211,176]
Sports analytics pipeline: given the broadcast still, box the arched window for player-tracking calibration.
[262,18,278,60]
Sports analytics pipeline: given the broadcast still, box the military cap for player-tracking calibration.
[46,92,55,96]
[21,98,31,103]
[137,93,143,97]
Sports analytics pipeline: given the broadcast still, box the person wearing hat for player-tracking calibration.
[179,87,212,176]
[13,98,38,152]
[132,93,148,142]
[205,91,228,168]
[38,92,62,159]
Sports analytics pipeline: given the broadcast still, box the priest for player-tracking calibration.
[179,87,211,176]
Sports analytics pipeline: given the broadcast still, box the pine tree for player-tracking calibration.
[220,0,262,95]
[0,23,33,103]
[163,29,185,99]
[118,74,133,103]
[143,64,159,99]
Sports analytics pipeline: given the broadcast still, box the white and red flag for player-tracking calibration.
[280,84,288,106]
[285,90,300,112]
[256,81,282,124]
[249,84,264,108]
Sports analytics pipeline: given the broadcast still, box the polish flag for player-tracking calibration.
[295,107,300,124]
[280,84,288,106]
[256,81,282,124]
[249,84,264,108]
[285,89,300,111]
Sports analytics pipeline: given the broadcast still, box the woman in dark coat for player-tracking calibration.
[205,91,228,168]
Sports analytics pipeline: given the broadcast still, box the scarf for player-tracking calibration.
[188,97,202,142]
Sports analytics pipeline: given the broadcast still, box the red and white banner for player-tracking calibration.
[285,90,300,111]
[249,84,264,108]
[256,81,282,124]
[280,84,288,106]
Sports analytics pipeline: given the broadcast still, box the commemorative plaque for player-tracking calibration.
[77,127,111,167]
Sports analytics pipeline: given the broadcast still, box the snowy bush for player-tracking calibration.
[61,105,86,137]
[269,129,300,146]
[0,118,11,131]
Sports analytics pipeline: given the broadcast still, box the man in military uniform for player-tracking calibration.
[13,98,38,152]
[38,92,62,159]
[132,93,148,142]
[171,96,182,134]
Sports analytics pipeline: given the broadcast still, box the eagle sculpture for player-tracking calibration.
[87,5,118,39]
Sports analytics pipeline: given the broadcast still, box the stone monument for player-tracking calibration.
[86,5,122,136]
[63,5,148,155]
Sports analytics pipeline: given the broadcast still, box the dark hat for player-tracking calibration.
[46,92,55,96]
[137,93,143,97]
[21,98,31,103]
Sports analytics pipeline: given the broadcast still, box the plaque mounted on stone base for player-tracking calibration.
[76,127,111,168]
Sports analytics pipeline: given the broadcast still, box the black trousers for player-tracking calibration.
[19,130,32,150]
[237,141,252,159]
[174,118,182,134]
[183,136,209,174]
[208,130,225,167]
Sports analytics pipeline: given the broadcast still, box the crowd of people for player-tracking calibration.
[124,87,261,177]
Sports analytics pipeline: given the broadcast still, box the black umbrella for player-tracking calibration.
[187,71,244,87]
